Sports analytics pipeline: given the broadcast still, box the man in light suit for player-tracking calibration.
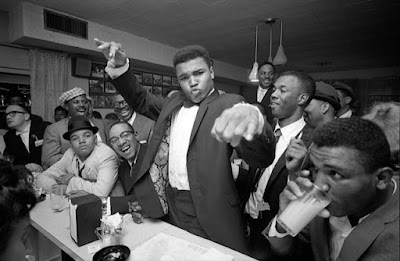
[95,39,275,254]
[111,94,154,143]
[41,87,108,169]
[265,118,399,261]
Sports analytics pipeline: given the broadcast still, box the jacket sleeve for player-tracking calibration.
[41,125,63,169]
[109,68,166,121]
[36,159,66,192]
[236,115,276,168]
[67,151,120,197]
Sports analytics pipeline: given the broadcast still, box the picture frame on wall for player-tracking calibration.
[91,64,105,78]
[104,95,114,108]
[143,73,153,84]
[133,71,143,83]
[105,82,117,94]
[172,77,179,87]
[89,79,104,93]
[153,74,162,85]
[143,85,152,94]
[162,76,172,86]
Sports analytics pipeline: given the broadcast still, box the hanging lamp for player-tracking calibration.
[273,17,287,65]
[248,25,259,83]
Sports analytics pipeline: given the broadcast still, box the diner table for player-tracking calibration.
[29,196,257,261]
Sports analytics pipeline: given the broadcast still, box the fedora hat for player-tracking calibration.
[314,82,341,111]
[333,81,355,99]
[63,116,98,140]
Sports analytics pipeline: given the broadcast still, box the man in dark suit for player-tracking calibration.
[241,61,275,125]
[95,39,275,254]
[265,118,399,261]
[3,104,49,167]
[239,70,316,260]
[41,87,108,169]
[111,94,154,143]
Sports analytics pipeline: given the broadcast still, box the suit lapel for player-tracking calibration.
[189,90,219,145]
[310,217,331,261]
[264,153,286,193]
[337,183,399,261]
[119,160,130,193]
[261,87,273,105]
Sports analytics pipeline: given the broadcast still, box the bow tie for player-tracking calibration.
[183,99,199,108]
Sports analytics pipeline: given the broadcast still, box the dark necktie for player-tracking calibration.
[76,158,85,178]
[274,128,282,144]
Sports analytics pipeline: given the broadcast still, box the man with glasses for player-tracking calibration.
[111,94,154,143]
[3,104,49,167]
[36,116,123,197]
[41,87,108,169]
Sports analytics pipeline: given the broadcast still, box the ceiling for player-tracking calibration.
[0,0,398,73]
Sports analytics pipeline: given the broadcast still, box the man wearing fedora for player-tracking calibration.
[41,87,108,169]
[36,116,123,197]
[303,81,341,129]
[333,81,357,118]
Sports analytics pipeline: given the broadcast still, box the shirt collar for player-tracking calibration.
[127,143,141,166]
[128,111,137,126]
[274,117,306,141]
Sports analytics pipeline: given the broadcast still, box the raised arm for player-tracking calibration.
[94,38,166,121]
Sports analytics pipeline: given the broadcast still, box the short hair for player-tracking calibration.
[258,61,275,73]
[279,70,316,106]
[0,160,37,254]
[105,112,119,121]
[55,105,68,114]
[108,120,135,137]
[173,45,212,68]
[312,117,391,173]
[92,111,102,119]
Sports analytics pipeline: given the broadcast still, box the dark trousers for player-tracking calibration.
[166,185,208,239]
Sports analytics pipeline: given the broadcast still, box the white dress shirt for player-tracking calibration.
[16,120,32,152]
[257,86,269,103]
[245,117,306,218]
[339,109,352,118]
[127,111,137,126]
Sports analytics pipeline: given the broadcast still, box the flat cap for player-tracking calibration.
[314,82,341,111]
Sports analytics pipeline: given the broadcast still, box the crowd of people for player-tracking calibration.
[0,38,398,261]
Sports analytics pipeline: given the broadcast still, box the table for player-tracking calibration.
[30,196,256,261]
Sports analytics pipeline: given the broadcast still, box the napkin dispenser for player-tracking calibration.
[69,194,102,246]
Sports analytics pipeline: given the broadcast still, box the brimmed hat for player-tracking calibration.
[333,81,354,99]
[314,82,341,111]
[63,116,98,140]
[59,87,91,107]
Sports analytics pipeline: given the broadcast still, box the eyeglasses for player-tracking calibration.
[113,100,128,109]
[109,131,134,145]
[5,111,25,117]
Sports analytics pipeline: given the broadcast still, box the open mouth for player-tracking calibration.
[120,145,131,154]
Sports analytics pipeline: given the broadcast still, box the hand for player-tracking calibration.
[66,190,89,199]
[128,201,144,224]
[285,138,308,173]
[94,38,127,68]
[211,104,263,147]
[25,163,43,173]
[60,173,75,185]
[279,170,330,218]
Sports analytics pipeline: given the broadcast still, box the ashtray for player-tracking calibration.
[93,245,130,261]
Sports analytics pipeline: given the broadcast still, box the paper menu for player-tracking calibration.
[130,232,234,261]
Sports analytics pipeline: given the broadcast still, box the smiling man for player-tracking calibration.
[111,94,154,142]
[265,117,399,261]
[94,39,275,254]
[36,116,123,197]
[41,87,108,169]
[242,70,315,260]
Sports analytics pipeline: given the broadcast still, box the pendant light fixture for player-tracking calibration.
[273,17,287,65]
[248,25,259,83]
[265,18,276,63]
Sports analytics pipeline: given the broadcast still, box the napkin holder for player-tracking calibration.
[69,194,102,246]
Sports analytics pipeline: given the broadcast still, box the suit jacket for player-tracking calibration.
[41,117,108,169]
[241,85,274,125]
[110,68,275,254]
[266,180,399,261]
[118,144,148,195]
[3,118,50,166]
[131,113,154,143]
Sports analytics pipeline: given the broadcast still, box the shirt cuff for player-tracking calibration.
[232,103,265,135]
[105,58,130,79]
[265,215,290,238]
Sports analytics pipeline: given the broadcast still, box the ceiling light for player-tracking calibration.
[248,25,259,83]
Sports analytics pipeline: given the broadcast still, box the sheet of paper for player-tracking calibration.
[130,233,234,261]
